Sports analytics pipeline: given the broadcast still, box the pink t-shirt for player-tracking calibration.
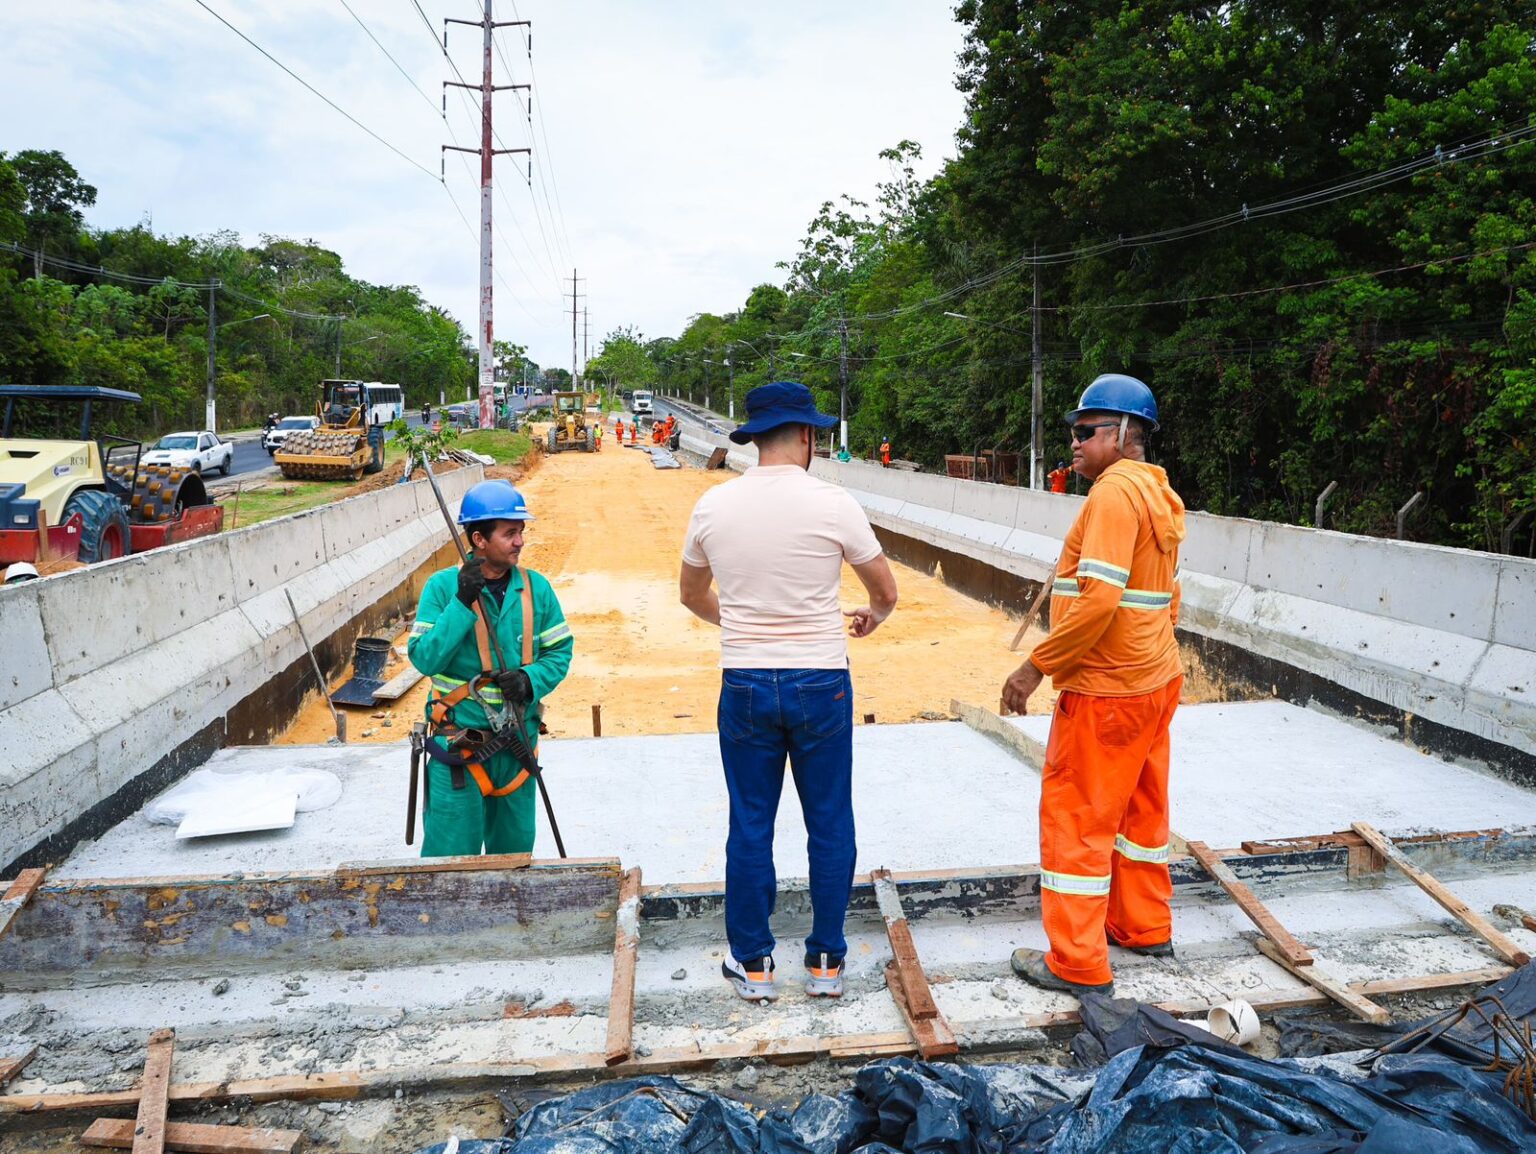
[682,465,883,669]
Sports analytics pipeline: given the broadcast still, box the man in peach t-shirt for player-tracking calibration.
[680,382,898,1003]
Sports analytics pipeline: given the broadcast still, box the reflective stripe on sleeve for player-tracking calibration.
[1076,558,1131,588]
[409,620,434,637]
[538,621,572,646]
[430,675,503,705]
[1118,588,1174,610]
[1052,577,1080,598]
[1114,834,1170,864]
[1039,869,1112,896]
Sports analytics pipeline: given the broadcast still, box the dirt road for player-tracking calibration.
[277,435,1055,744]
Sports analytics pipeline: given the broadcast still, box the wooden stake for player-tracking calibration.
[0,1047,38,1088]
[591,704,602,738]
[1008,560,1058,651]
[132,1029,175,1154]
[0,868,46,940]
[1185,841,1312,967]
[83,1119,301,1154]
[603,867,642,1066]
[1255,939,1391,1025]
[1351,822,1531,967]
[884,962,959,1059]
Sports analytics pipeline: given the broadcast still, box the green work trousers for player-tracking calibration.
[420,748,536,856]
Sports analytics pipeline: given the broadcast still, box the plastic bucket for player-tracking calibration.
[352,636,392,682]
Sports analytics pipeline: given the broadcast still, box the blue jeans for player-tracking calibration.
[717,667,856,964]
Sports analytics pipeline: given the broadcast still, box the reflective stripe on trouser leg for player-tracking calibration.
[1040,685,1177,986]
[1106,677,1181,949]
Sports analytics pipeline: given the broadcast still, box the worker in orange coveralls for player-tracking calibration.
[879,437,891,467]
[999,373,1185,997]
[614,418,624,444]
[1048,460,1071,494]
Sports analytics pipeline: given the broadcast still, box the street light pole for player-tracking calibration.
[205,280,219,432]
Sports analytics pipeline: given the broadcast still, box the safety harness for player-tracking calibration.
[425,571,537,797]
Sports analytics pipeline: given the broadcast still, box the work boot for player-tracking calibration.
[804,952,845,998]
[1106,930,1175,958]
[722,955,778,1002]
[1010,948,1113,996]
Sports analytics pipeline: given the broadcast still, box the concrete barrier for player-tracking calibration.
[808,457,1536,775]
[0,467,481,872]
[653,401,1536,774]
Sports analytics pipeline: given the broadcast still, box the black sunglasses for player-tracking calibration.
[1068,420,1120,443]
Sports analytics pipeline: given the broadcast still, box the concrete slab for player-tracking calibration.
[1008,699,1536,844]
[59,722,1043,884]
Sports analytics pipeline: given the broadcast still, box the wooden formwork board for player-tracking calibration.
[0,858,623,985]
[603,867,642,1066]
[82,1118,302,1154]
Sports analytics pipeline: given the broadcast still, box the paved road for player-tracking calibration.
[227,436,273,479]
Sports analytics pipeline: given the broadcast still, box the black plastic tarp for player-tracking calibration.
[412,964,1536,1154]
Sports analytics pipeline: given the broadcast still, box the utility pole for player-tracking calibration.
[205,281,218,432]
[444,2,530,429]
[837,317,850,454]
[1031,249,1043,490]
[726,345,735,420]
[566,269,585,388]
[582,307,588,381]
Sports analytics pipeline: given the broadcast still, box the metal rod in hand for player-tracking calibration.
[417,451,567,858]
[285,588,345,743]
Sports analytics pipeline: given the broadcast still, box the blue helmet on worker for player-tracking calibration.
[457,480,535,524]
[1065,374,1159,432]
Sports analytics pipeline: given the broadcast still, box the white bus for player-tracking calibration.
[362,382,404,426]
[631,389,654,415]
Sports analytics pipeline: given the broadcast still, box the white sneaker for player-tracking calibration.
[804,952,845,997]
[722,955,778,1001]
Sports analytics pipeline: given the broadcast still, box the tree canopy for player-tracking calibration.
[640,4,1536,552]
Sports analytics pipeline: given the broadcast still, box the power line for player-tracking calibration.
[504,3,575,266]
[193,0,438,180]
[335,0,440,117]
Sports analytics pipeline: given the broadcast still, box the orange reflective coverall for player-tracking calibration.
[615,419,624,443]
[1049,467,1071,494]
[880,440,891,467]
[1026,459,1186,986]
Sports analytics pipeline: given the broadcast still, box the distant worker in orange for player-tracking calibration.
[1000,374,1185,997]
[1048,460,1071,494]
[628,421,638,445]
[879,437,891,467]
[614,418,624,444]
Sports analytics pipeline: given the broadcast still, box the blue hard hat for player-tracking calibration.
[457,479,535,524]
[1065,373,1159,432]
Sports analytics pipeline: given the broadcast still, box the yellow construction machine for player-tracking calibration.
[274,379,386,481]
[0,385,222,571]
[546,391,596,453]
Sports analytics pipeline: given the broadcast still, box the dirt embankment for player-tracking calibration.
[276,435,1237,744]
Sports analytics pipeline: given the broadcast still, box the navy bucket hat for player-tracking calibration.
[728,381,838,444]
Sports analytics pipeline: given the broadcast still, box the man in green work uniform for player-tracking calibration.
[407,480,572,855]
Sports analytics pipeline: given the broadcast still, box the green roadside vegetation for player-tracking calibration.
[454,428,534,465]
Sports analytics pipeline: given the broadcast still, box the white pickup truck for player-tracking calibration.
[141,430,235,475]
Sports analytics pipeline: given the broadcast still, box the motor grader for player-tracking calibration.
[273,379,386,481]
[0,385,222,572]
[545,391,596,453]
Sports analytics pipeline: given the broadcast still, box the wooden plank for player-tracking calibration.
[334,853,533,876]
[1185,841,1313,967]
[1255,939,1392,1025]
[0,868,46,939]
[367,664,424,702]
[884,962,959,1059]
[132,1028,175,1154]
[870,870,939,1021]
[1351,822,1532,967]
[603,867,642,1066]
[83,1119,302,1154]
[0,1046,38,1088]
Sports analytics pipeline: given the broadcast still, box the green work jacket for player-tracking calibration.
[407,564,573,740]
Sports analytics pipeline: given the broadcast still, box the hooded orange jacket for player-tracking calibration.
[1028,459,1186,696]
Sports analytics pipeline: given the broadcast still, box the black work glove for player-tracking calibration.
[495,667,533,706]
[456,558,487,608]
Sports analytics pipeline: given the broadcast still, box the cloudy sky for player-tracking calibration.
[1,1,967,370]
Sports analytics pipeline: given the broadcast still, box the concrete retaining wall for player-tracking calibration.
[0,467,481,872]
[802,457,1536,766]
